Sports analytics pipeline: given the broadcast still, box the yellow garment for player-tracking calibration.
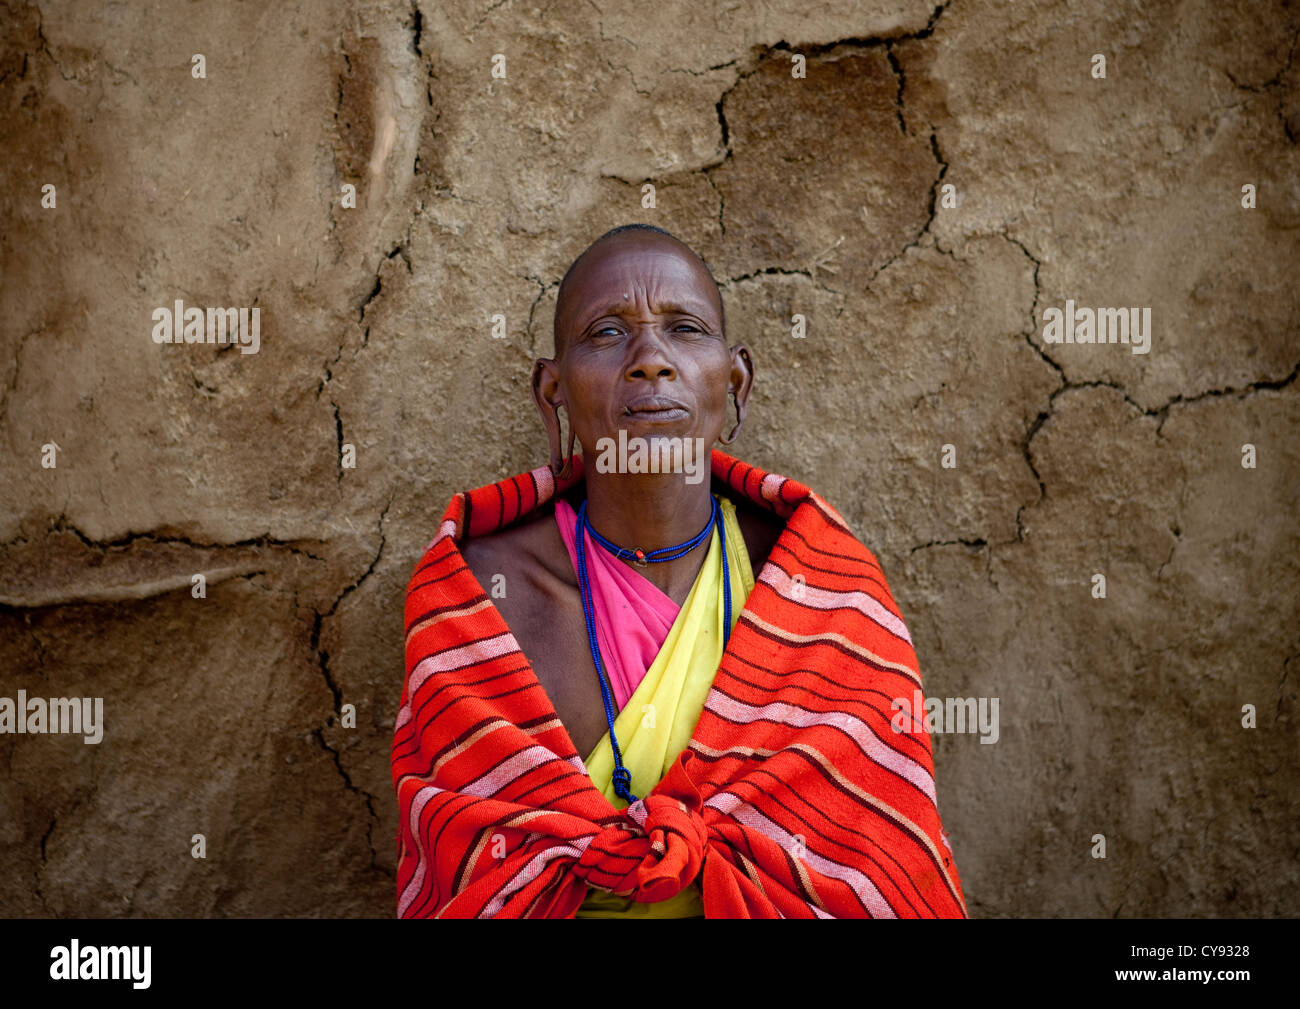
[576,494,755,918]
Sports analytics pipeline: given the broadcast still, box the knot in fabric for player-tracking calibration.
[571,794,708,904]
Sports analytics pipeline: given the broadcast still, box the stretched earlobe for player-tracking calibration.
[718,391,744,446]
[562,414,576,477]
[719,346,753,446]
[547,403,575,479]
[533,359,573,479]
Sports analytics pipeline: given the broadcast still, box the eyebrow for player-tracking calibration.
[580,298,717,326]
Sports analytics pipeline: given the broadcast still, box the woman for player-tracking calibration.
[392,224,967,919]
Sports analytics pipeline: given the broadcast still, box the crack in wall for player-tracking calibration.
[910,537,988,554]
[1143,360,1300,435]
[1279,651,1297,721]
[725,265,814,285]
[26,619,49,676]
[310,725,391,878]
[886,45,908,134]
[707,170,726,240]
[311,494,391,706]
[34,5,78,84]
[27,521,328,564]
[319,242,414,488]
[308,493,394,879]
[706,7,952,165]
[593,22,653,101]
[907,220,1296,593]
[588,0,660,97]
[3,327,44,430]
[865,21,955,287]
[0,50,29,86]
[991,234,1298,554]
[358,273,383,324]
[332,401,345,488]
[667,58,738,79]
[34,813,55,915]
[772,3,952,58]
[300,52,436,879]
[525,273,559,356]
[585,8,953,296]
[469,0,512,35]
[27,786,95,916]
[866,125,949,285]
[908,536,999,590]
[407,0,423,57]
[1223,26,1299,143]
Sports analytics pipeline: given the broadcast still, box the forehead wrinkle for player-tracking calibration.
[575,264,719,324]
[578,292,716,327]
[555,236,724,352]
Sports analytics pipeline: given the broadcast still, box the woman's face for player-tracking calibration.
[550,234,740,457]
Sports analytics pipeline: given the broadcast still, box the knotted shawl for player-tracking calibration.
[563,493,754,917]
[393,449,967,918]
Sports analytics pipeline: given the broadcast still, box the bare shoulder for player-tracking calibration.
[727,492,787,572]
[460,508,575,592]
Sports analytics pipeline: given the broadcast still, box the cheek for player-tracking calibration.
[699,359,732,414]
[562,369,615,436]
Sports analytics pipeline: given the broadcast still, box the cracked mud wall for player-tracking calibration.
[1,0,1296,916]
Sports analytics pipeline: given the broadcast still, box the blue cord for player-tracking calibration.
[584,499,716,564]
[576,495,732,803]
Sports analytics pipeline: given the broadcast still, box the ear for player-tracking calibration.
[720,345,753,445]
[532,358,573,477]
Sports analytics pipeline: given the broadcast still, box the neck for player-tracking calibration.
[582,467,716,602]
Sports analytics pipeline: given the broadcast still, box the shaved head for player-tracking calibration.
[552,224,725,359]
[531,223,754,480]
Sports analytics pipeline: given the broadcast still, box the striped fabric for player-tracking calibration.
[393,449,968,918]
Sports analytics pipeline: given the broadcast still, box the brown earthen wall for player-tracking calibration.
[1,0,1296,916]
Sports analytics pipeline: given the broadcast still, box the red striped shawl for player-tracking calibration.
[393,449,967,918]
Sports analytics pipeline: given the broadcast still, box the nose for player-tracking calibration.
[624,325,678,382]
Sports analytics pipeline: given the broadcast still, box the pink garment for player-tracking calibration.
[553,498,682,710]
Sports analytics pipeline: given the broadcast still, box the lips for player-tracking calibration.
[624,395,690,421]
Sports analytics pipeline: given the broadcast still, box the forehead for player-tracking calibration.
[565,237,720,317]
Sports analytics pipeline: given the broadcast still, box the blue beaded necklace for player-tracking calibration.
[575,495,732,803]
